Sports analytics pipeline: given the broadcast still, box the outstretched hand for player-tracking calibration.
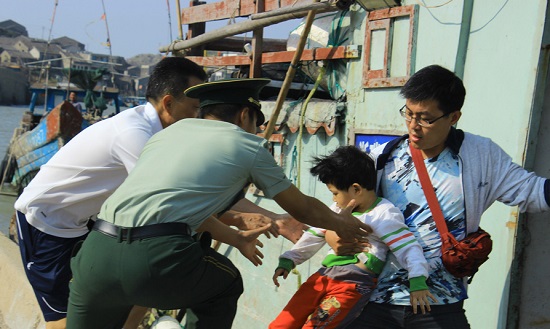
[235,224,271,266]
[237,213,280,239]
[274,215,309,243]
[325,230,370,255]
[334,199,372,241]
[410,290,438,314]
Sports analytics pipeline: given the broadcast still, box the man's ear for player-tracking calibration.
[161,94,174,113]
[450,111,462,125]
[239,107,256,125]
[238,107,249,123]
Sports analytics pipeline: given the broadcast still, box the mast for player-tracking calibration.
[100,0,115,87]
[175,0,184,40]
[39,0,59,111]
[166,0,174,43]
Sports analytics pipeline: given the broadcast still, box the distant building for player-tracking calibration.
[125,64,154,78]
[0,19,157,103]
[0,47,35,67]
[0,20,28,38]
[13,37,64,67]
[52,36,85,53]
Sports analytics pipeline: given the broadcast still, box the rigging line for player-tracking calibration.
[100,0,113,61]
[38,0,58,84]
[46,0,58,44]
[84,19,103,44]
[166,0,173,43]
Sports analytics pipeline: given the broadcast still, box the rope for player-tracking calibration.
[326,10,349,99]
[296,64,326,189]
[416,0,455,8]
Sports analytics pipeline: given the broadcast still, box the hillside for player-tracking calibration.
[126,53,164,67]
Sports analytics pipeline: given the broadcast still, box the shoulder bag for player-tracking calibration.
[409,144,492,281]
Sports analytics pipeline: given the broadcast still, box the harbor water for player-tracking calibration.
[0,104,124,236]
[0,105,28,236]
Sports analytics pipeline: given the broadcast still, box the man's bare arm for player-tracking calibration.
[273,185,372,241]
[220,198,308,243]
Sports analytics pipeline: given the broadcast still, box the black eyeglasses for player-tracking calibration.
[399,105,449,127]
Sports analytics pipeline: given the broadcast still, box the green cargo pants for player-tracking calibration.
[67,230,243,329]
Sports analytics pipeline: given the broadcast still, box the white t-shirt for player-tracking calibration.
[14,103,163,238]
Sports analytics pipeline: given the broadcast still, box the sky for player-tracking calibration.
[0,0,300,59]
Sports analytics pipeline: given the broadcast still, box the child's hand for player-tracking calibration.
[272,268,289,287]
[410,289,438,314]
[235,224,271,266]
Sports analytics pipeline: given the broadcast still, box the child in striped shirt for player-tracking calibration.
[270,146,436,329]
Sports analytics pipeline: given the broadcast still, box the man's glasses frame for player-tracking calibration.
[398,105,449,127]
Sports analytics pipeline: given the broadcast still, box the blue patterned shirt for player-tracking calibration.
[370,140,468,305]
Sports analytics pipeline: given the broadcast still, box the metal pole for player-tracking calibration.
[66,57,72,100]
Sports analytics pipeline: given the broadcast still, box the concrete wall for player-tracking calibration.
[0,233,45,329]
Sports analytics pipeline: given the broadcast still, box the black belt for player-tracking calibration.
[92,219,191,242]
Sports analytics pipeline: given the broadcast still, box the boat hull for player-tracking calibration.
[7,101,83,188]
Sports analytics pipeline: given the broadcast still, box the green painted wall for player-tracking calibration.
[224,1,549,328]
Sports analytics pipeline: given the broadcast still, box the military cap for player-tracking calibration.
[184,78,271,126]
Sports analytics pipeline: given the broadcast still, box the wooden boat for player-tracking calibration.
[0,85,121,196]
[7,101,83,189]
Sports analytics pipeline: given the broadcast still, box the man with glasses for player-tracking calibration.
[328,64,550,328]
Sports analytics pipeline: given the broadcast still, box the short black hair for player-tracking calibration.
[198,103,244,123]
[310,146,376,191]
[145,57,207,102]
[400,65,466,115]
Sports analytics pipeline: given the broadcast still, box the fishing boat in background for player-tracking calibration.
[0,69,121,197]
[6,101,82,192]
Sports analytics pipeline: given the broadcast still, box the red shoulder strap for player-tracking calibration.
[409,143,449,235]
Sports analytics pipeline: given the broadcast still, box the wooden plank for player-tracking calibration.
[362,5,418,89]
[187,1,206,56]
[241,0,282,16]
[364,76,409,88]
[367,5,414,21]
[280,0,314,7]
[187,55,251,66]
[186,46,360,67]
[363,19,390,86]
[181,0,319,24]
[181,0,240,24]
[250,0,265,78]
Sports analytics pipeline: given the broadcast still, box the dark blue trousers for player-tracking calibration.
[345,301,470,329]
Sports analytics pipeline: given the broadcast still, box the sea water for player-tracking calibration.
[0,105,28,236]
[0,104,124,236]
